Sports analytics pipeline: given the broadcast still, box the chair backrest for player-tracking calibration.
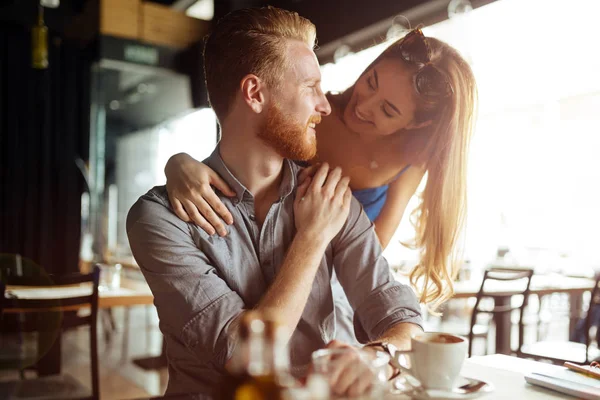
[468,267,534,357]
[0,266,100,400]
[0,280,5,316]
[581,272,600,361]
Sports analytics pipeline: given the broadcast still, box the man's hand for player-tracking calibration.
[256,164,350,342]
[294,163,352,244]
[320,340,378,397]
[297,163,319,184]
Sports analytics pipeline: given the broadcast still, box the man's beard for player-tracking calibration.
[258,102,320,161]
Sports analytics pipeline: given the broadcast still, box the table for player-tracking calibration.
[459,354,586,399]
[3,278,154,375]
[139,355,576,399]
[4,277,154,311]
[452,274,596,355]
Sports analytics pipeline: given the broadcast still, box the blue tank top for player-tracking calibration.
[352,164,411,221]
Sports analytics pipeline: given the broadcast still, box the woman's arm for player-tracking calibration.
[164,152,236,236]
[373,167,426,249]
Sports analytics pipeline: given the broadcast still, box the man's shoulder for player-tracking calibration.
[126,185,180,231]
[330,193,375,249]
[347,195,371,225]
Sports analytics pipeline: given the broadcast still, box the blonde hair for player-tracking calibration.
[203,6,316,122]
[348,34,478,311]
[410,38,477,312]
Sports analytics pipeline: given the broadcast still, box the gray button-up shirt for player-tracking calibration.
[127,147,422,395]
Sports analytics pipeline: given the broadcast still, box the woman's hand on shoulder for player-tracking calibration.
[297,164,319,184]
[165,153,236,236]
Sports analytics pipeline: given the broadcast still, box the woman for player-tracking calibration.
[164,28,477,313]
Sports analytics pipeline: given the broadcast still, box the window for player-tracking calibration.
[111,109,218,259]
[322,0,600,271]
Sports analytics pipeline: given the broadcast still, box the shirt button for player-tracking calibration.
[249,215,256,221]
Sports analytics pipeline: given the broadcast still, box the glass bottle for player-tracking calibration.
[220,311,294,400]
[32,6,49,70]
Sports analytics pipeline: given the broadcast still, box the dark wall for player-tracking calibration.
[0,0,89,31]
[0,20,91,275]
[274,0,426,45]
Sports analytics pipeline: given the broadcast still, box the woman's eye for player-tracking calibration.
[367,77,375,90]
[382,107,393,118]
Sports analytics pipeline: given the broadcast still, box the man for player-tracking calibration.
[127,6,423,396]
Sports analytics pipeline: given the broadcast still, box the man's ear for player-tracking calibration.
[406,119,433,130]
[240,74,266,114]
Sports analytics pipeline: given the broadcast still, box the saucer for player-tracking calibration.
[398,376,494,399]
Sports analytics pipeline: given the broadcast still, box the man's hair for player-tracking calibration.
[203,6,316,122]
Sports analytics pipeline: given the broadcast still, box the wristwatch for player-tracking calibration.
[365,341,401,380]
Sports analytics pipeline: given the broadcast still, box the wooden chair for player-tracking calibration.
[0,280,4,316]
[518,273,600,365]
[467,267,534,357]
[437,303,492,357]
[0,266,100,400]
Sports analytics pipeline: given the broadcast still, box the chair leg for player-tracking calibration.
[146,305,151,348]
[121,307,130,364]
[468,335,473,358]
[101,308,117,344]
[101,310,111,344]
[536,294,549,341]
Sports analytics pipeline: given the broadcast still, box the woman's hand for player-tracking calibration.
[165,153,236,236]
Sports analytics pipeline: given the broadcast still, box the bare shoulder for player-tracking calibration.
[402,164,426,181]
[387,165,426,200]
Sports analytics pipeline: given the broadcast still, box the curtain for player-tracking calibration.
[0,21,90,276]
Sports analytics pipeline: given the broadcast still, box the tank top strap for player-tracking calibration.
[390,164,411,183]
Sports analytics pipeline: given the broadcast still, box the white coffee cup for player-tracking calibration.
[394,332,468,390]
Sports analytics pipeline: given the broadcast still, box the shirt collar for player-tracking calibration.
[204,144,297,204]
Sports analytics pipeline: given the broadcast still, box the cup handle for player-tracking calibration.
[391,350,423,391]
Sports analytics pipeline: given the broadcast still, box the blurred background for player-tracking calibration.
[3,0,599,282]
[1,0,599,398]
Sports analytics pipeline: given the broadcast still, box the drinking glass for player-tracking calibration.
[98,263,122,291]
[310,347,390,399]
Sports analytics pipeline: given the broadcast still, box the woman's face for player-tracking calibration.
[342,57,420,137]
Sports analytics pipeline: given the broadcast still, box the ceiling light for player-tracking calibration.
[448,0,473,18]
[333,45,353,63]
[40,0,59,8]
[186,0,214,21]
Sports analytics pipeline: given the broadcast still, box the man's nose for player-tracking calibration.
[316,91,331,116]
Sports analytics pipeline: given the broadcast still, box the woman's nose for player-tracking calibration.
[356,94,378,117]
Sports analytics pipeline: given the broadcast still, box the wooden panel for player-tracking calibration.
[100,0,141,40]
[140,2,208,49]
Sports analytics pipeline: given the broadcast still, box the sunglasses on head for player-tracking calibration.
[397,28,454,99]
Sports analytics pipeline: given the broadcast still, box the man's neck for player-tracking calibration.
[218,120,285,203]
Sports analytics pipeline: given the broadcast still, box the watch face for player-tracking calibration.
[369,342,389,354]
[377,342,397,358]
[387,342,398,354]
